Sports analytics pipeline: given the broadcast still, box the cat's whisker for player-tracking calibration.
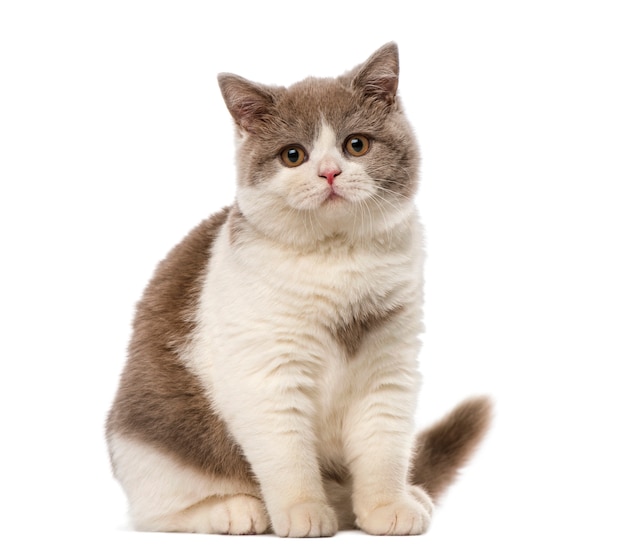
[370,187,408,216]
[313,204,325,239]
[372,192,414,224]
[347,197,360,240]
[301,206,314,240]
[363,195,374,236]
[307,208,315,239]
[372,182,412,202]
[357,196,367,239]
[368,195,393,246]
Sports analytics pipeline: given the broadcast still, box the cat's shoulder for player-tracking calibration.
[156,207,230,274]
[137,206,232,315]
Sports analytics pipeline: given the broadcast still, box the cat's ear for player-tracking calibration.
[218,73,281,134]
[350,42,399,105]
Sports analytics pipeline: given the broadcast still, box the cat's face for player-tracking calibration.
[219,43,419,246]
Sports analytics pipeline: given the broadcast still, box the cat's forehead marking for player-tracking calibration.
[309,122,342,175]
[314,121,338,152]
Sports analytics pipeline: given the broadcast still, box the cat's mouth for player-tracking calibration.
[323,186,345,205]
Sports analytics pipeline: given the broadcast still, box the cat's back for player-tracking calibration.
[106,206,255,480]
[127,206,231,355]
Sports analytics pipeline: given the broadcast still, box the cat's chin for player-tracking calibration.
[286,194,351,214]
[318,188,371,211]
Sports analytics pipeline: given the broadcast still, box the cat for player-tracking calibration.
[106,42,491,538]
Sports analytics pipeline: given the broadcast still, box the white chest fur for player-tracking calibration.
[188,208,424,467]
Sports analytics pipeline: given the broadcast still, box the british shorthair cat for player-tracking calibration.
[106,42,491,537]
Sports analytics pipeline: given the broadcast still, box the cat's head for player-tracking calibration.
[218,43,419,247]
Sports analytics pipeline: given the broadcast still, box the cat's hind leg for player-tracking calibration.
[108,433,269,534]
[146,494,269,534]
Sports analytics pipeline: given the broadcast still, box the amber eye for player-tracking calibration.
[344,134,370,157]
[280,145,307,168]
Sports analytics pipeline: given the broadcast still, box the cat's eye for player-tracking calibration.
[344,134,370,157]
[280,145,307,168]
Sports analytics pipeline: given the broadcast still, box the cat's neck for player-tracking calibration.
[230,197,418,256]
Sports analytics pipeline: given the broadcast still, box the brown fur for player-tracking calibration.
[410,396,493,502]
[227,203,249,247]
[333,305,405,357]
[106,207,256,485]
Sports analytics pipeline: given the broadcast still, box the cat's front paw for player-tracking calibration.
[272,501,338,538]
[357,489,433,536]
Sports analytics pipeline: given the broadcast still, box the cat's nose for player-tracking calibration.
[319,168,342,186]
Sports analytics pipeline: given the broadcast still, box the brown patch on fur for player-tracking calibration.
[410,396,493,502]
[106,207,257,485]
[321,462,350,484]
[228,203,248,247]
[333,305,405,357]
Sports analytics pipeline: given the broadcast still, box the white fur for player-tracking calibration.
[115,120,431,536]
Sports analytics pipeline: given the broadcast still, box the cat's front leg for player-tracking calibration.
[344,344,433,535]
[211,357,338,538]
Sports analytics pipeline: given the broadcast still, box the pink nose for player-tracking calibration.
[319,169,342,186]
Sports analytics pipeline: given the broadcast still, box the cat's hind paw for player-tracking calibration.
[139,493,270,534]
[272,501,338,538]
[210,493,270,535]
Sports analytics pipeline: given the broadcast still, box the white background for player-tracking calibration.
[1,1,625,553]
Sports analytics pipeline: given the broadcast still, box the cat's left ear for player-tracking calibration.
[351,42,399,106]
[218,73,281,134]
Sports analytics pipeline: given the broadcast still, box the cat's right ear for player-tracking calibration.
[218,74,279,134]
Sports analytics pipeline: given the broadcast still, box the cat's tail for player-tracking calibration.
[410,396,493,503]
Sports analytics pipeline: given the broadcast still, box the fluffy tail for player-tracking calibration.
[410,396,493,503]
